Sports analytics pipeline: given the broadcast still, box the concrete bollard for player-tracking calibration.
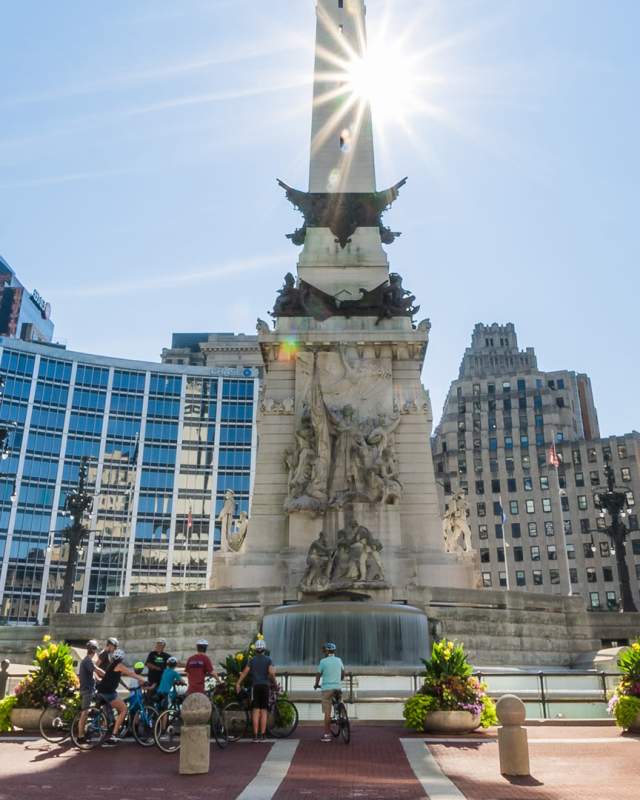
[496,695,530,777]
[0,659,10,699]
[179,693,212,775]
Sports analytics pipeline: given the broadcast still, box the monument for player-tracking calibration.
[213,0,475,607]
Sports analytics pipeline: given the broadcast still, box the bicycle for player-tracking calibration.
[39,693,77,744]
[222,685,298,741]
[119,684,158,746]
[205,677,229,749]
[70,695,112,750]
[329,690,350,744]
[153,686,186,753]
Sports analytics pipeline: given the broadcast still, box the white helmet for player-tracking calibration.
[255,640,267,651]
[196,639,208,647]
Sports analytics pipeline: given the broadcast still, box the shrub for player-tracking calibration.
[609,638,640,729]
[612,695,640,730]
[0,695,17,733]
[403,693,437,732]
[13,636,78,709]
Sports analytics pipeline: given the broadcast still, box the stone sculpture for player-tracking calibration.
[300,521,386,593]
[228,511,249,552]
[443,490,474,554]
[272,273,301,316]
[256,318,270,334]
[216,490,236,547]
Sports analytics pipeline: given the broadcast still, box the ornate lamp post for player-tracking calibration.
[594,459,638,613]
[57,457,94,614]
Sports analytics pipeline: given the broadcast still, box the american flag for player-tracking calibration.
[547,442,561,468]
[187,507,193,530]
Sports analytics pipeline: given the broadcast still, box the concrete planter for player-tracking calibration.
[424,710,481,734]
[10,707,44,732]
[628,710,640,733]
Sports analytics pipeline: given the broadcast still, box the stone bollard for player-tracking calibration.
[179,693,212,775]
[0,659,10,699]
[496,695,530,777]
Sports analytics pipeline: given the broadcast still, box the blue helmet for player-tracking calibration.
[324,642,336,652]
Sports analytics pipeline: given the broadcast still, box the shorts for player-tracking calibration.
[251,684,269,710]
[97,691,118,704]
[321,690,338,714]
[80,690,93,711]
[156,693,169,711]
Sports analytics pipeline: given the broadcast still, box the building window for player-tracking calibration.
[599,541,610,558]
[547,544,557,560]
[488,383,495,395]
[545,521,555,536]
[580,519,591,534]
[563,519,573,535]
[602,567,614,582]
[575,472,585,487]
[621,468,631,482]
[566,543,575,559]
[550,570,560,585]
[491,479,501,494]
[498,572,507,587]
[490,459,499,474]
[528,522,538,537]
[590,592,601,609]
[503,381,511,393]
[507,478,517,493]
[587,447,597,463]
[626,491,635,507]
[497,547,505,563]
[521,454,530,471]
[559,473,567,489]
[542,498,552,513]
[517,379,526,392]
[513,545,524,562]
[603,445,612,460]
[586,568,597,583]
[478,524,488,540]
[473,383,480,396]
[561,495,570,512]
[489,437,497,451]
[505,436,513,450]
[511,523,521,538]
[482,572,492,588]
[577,495,588,510]
[596,516,607,531]
[493,501,502,517]
[338,0,344,8]
[523,477,533,492]
[495,524,504,539]
[533,570,543,585]
[510,500,519,516]
[589,470,599,487]
[516,571,526,587]
[629,515,639,532]
[506,458,515,473]
[572,450,582,465]
[618,444,628,459]
[475,480,485,495]
[583,543,594,558]
[525,500,535,514]
[530,545,540,561]
[570,568,578,584]
[606,592,618,611]
[477,502,486,517]
[480,548,490,563]
[539,476,549,491]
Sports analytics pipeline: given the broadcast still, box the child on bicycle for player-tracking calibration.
[314,642,345,742]
[156,656,185,711]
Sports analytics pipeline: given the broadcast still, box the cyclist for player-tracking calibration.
[314,642,345,742]
[97,636,118,670]
[236,639,276,742]
[145,638,172,692]
[95,648,146,744]
[77,639,102,739]
[156,656,184,710]
[185,639,219,695]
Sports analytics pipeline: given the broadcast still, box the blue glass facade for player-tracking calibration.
[0,338,258,623]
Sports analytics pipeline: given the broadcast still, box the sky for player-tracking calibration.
[1,0,638,436]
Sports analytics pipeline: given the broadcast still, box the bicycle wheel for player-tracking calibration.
[222,701,250,742]
[71,708,109,750]
[337,703,350,744]
[132,706,159,747]
[210,705,229,749]
[39,707,71,744]
[267,699,299,739]
[154,708,182,753]
[329,707,341,738]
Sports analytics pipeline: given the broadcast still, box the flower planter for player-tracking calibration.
[424,710,480,735]
[628,710,640,733]
[10,707,45,732]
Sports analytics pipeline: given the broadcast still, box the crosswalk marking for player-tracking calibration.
[235,739,299,800]
[401,739,467,800]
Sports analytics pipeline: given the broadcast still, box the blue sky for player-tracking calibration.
[1,0,638,436]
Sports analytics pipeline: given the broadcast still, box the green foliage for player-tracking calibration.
[0,695,17,733]
[480,695,498,729]
[274,698,295,727]
[14,636,78,709]
[403,693,437,731]
[613,695,640,730]
[218,634,263,702]
[422,640,473,683]
[618,639,640,681]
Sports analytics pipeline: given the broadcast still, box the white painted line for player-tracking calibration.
[401,739,467,800]
[235,739,299,800]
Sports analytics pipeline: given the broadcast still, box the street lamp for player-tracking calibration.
[57,456,94,614]
[593,458,638,613]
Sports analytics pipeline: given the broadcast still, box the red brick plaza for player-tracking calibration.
[1,725,638,800]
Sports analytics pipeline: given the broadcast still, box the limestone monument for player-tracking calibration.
[213,0,475,598]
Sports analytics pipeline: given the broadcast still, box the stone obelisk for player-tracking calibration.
[214,0,475,597]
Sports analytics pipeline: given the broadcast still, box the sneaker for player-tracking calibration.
[259,734,269,742]
[252,736,260,743]
[104,736,120,746]
[321,734,332,742]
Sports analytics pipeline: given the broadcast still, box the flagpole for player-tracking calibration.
[499,495,511,591]
[549,433,572,596]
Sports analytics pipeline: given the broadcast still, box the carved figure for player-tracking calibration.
[300,531,333,591]
[327,405,366,505]
[256,318,270,334]
[272,273,301,317]
[217,490,236,547]
[378,273,420,323]
[228,511,249,552]
[443,490,474,554]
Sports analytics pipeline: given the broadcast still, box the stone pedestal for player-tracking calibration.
[179,693,211,776]
[496,695,530,777]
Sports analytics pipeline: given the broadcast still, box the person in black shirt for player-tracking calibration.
[236,639,276,742]
[97,636,118,671]
[96,648,145,744]
[144,638,171,690]
[77,639,103,738]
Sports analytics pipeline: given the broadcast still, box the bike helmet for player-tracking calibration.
[133,661,145,674]
[86,639,99,652]
[196,638,208,647]
[167,656,178,666]
[254,640,266,651]
[106,636,119,647]
[324,642,337,652]
[112,648,125,663]
[156,638,167,646]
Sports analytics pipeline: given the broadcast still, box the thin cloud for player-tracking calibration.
[0,167,138,190]
[46,254,289,299]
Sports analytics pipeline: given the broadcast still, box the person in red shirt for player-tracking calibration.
[185,639,219,694]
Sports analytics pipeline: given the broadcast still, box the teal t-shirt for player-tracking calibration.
[317,655,344,690]
[158,667,181,696]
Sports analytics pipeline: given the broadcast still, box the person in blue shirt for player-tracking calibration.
[156,656,184,710]
[314,642,345,742]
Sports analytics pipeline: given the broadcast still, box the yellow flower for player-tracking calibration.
[632,643,640,653]
[42,634,51,643]
[235,653,244,662]
[37,651,46,661]
[257,634,264,641]
[49,644,57,654]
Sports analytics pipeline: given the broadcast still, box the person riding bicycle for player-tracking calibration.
[77,639,103,740]
[97,636,118,671]
[145,637,172,692]
[236,638,276,742]
[185,639,219,695]
[314,642,345,742]
[156,656,184,710]
[95,648,145,744]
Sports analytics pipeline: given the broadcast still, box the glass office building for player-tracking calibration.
[0,337,258,623]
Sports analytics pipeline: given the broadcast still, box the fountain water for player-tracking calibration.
[262,601,429,669]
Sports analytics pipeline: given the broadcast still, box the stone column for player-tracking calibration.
[496,695,530,777]
[179,693,212,775]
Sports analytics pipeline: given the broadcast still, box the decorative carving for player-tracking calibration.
[417,318,432,332]
[216,490,236,548]
[443,490,474,555]
[261,397,295,415]
[278,178,407,249]
[256,318,270,334]
[300,521,386,593]
[270,274,419,325]
[227,511,249,553]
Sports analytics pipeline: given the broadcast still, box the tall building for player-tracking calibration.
[433,323,640,609]
[0,255,54,343]
[161,332,262,372]
[0,337,259,623]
